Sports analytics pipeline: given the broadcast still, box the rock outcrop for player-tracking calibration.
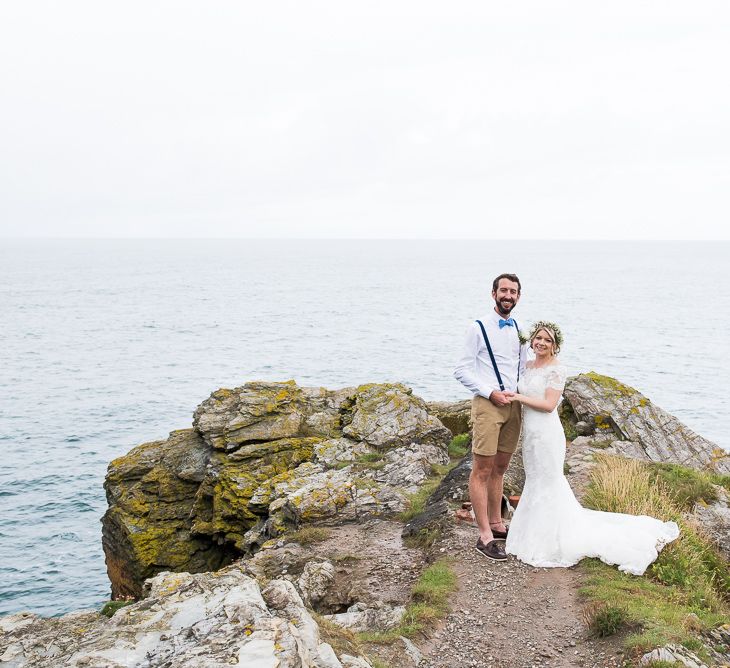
[0,565,372,668]
[426,400,470,437]
[102,381,451,599]
[693,486,730,556]
[564,372,730,474]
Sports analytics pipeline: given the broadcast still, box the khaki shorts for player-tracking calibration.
[471,395,522,457]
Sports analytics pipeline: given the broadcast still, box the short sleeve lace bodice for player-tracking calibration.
[519,363,567,402]
[545,365,567,392]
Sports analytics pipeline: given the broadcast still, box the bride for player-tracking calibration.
[504,321,679,575]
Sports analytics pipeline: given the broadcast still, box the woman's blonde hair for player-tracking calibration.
[527,320,563,355]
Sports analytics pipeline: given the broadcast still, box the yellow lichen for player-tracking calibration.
[584,372,638,397]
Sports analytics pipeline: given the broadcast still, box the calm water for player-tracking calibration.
[1,239,728,617]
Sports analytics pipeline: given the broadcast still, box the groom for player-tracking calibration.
[454,273,524,561]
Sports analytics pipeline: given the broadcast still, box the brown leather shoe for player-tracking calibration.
[491,526,509,539]
[475,538,507,561]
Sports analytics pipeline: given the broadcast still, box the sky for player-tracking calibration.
[1,1,728,240]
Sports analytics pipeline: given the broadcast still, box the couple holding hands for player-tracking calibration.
[455,273,678,574]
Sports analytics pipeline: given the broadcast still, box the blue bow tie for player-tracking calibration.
[499,318,515,328]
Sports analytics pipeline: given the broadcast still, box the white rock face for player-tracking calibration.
[325,602,406,633]
[0,566,372,668]
[375,443,450,493]
[298,560,337,608]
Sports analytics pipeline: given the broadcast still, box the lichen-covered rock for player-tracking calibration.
[564,372,730,474]
[103,381,450,599]
[425,399,471,437]
[102,429,227,600]
[374,443,450,493]
[343,383,451,448]
[0,566,371,668]
[275,467,407,526]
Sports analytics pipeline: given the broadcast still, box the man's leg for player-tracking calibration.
[469,453,496,544]
[487,450,513,532]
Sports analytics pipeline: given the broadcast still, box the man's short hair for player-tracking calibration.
[492,273,521,294]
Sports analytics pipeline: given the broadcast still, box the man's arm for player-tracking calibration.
[454,323,500,400]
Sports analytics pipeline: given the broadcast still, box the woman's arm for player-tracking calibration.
[509,388,562,413]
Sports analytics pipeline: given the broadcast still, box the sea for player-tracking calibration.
[1,239,728,617]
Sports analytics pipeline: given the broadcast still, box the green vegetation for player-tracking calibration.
[289,526,331,545]
[582,601,630,637]
[558,401,579,441]
[579,455,729,658]
[368,660,391,668]
[398,476,444,523]
[398,452,460,524]
[404,526,442,549]
[448,433,470,459]
[100,600,134,618]
[646,462,728,509]
[352,452,387,471]
[359,559,457,644]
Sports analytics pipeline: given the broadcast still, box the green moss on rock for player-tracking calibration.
[584,372,638,397]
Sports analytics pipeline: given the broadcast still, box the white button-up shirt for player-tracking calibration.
[454,309,527,399]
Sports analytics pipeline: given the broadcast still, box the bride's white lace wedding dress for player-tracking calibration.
[505,363,680,575]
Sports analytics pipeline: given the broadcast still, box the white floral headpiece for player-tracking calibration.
[522,320,564,353]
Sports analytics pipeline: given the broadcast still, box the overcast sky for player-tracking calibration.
[1,1,728,239]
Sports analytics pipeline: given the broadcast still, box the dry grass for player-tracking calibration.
[579,455,730,659]
[583,455,677,518]
[289,526,331,545]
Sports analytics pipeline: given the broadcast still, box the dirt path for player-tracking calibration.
[416,523,626,668]
[299,439,628,668]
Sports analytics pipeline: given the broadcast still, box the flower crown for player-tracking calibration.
[520,320,564,352]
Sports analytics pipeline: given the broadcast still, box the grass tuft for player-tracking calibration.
[100,600,133,618]
[398,469,454,523]
[289,526,331,545]
[448,433,470,459]
[581,601,629,637]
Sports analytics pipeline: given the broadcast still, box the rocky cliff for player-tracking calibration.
[564,372,730,474]
[3,372,729,668]
[102,381,451,599]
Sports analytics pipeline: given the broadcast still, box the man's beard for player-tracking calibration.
[495,299,515,316]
